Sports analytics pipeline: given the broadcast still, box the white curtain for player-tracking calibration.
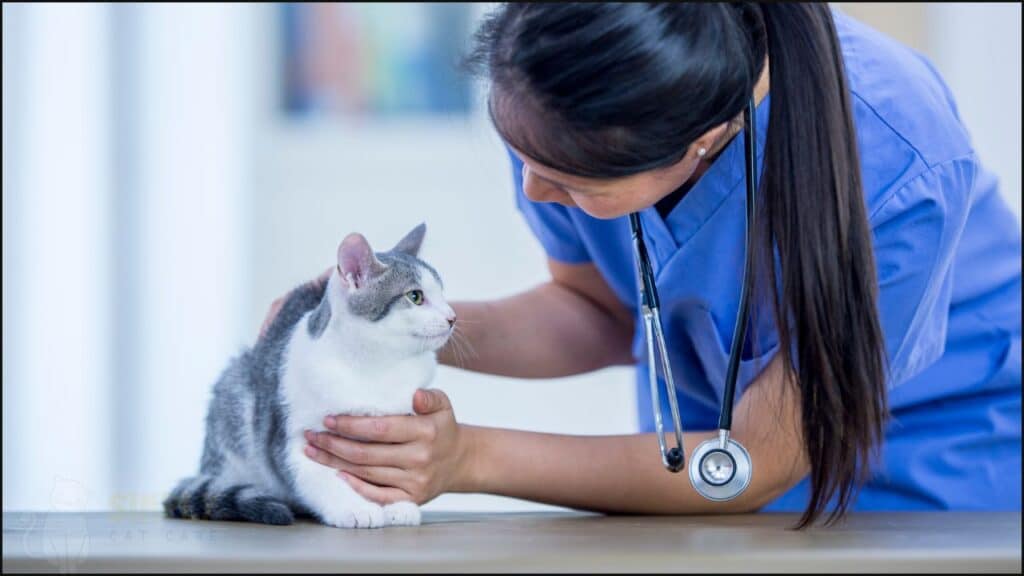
[3,3,253,512]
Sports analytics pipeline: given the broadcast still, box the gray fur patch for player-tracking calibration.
[346,250,441,322]
[165,278,328,526]
[306,296,331,338]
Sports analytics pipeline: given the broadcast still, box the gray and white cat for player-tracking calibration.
[163,223,454,528]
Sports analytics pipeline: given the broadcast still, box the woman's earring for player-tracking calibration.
[697,147,707,158]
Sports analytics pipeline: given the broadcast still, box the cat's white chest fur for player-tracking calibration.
[281,321,436,433]
[267,225,452,528]
[277,315,435,528]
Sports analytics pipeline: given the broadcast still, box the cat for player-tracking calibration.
[163,223,455,528]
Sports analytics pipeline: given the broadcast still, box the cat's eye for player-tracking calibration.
[405,289,425,306]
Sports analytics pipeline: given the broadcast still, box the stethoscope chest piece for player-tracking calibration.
[689,433,752,501]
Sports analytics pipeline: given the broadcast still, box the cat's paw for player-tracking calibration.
[321,504,386,529]
[384,501,421,526]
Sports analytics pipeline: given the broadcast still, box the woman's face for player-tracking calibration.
[511,144,704,220]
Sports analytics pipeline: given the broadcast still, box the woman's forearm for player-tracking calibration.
[458,426,761,514]
[453,355,808,514]
[438,281,633,378]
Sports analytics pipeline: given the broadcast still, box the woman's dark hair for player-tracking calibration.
[467,3,888,528]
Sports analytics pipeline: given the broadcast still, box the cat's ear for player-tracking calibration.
[337,233,386,290]
[391,222,426,257]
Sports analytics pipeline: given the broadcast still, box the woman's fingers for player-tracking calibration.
[306,430,418,467]
[303,442,405,486]
[412,388,452,415]
[339,471,411,506]
[326,414,429,443]
[303,388,461,506]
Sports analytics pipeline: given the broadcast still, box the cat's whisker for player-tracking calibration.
[452,342,467,369]
[445,334,463,367]
[451,330,472,367]
[451,326,479,360]
[443,330,465,368]
[461,332,478,360]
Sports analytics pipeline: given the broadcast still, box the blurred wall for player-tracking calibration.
[3,3,1020,514]
[839,2,1022,219]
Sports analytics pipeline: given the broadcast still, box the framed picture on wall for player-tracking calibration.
[281,2,476,119]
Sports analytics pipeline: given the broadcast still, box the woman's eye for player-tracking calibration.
[405,289,425,306]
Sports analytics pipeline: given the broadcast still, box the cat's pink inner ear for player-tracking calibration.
[337,233,383,289]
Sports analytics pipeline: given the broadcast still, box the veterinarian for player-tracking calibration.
[288,4,1021,525]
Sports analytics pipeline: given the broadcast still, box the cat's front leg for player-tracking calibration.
[286,439,385,529]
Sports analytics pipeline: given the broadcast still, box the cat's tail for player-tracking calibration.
[162,476,294,525]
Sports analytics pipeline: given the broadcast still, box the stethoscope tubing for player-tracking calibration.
[630,98,758,499]
[719,98,758,433]
[631,213,686,471]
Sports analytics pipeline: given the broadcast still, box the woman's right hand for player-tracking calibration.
[304,388,475,505]
[259,266,333,338]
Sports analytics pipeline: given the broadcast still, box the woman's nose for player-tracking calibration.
[522,164,569,204]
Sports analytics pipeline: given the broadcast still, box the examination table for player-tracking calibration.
[3,510,1020,572]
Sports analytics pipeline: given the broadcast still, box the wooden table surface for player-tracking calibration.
[3,510,1020,573]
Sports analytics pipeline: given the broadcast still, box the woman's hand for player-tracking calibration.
[302,388,474,505]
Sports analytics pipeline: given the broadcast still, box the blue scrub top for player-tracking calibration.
[509,9,1021,511]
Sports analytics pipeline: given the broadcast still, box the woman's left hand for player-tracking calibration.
[302,388,470,505]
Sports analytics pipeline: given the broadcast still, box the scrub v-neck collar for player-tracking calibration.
[635,95,770,271]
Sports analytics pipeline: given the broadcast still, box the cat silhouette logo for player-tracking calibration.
[21,476,91,572]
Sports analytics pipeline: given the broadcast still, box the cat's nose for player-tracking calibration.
[446,314,457,328]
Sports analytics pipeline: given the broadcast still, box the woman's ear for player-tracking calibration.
[690,121,733,161]
[337,233,386,290]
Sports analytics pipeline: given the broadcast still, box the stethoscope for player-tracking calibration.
[629,98,758,502]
